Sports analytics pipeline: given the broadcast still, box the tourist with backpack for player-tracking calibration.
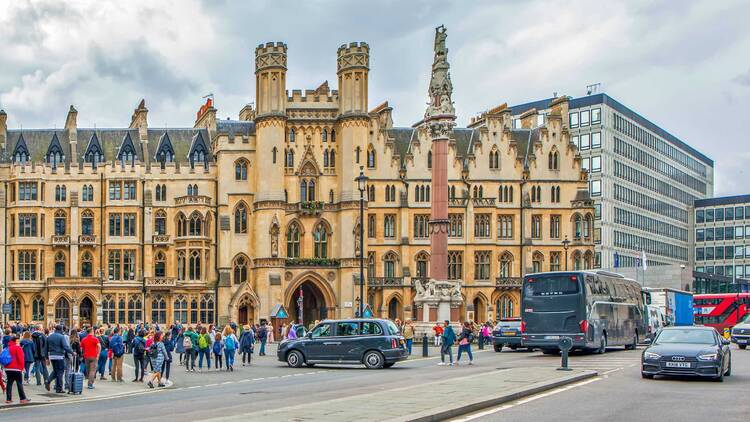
[438,320,456,366]
[31,325,49,386]
[212,333,224,370]
[175,329,185,365]
[162,331,174,382]
[197,327,212,371]
[96,328,110,380]
[222,326,238,371]
[19,331,35,384]
[131,330,147,382]
[146,332,167,388]
[2,335,30,404]
[109,327,125,382]
[239,325,255,366]
[182,326,199,372]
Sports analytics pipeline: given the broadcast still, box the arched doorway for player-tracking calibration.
[55,297,71,327]
[387,296,402,321]
[238,296,255,326]
[473,296,487,323]
[289,281,328,326]
[79,297,94,325]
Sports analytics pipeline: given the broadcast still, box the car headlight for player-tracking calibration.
[697,353,719,361]
[643,351,661,360]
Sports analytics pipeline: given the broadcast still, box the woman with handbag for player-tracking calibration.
[456,321,474,365]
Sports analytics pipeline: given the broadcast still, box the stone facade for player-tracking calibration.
[0,37,594,329]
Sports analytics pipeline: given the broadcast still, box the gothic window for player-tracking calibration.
[384,215,396,238]
[427,150,432,169]
[177,251,186,280]
[154,251,166,277]
[177,213,187,237]
[489,150,499,169]
[173,295,188,323]
[285,149,295,168]
[322,129,327,143]
[286,223,301,258]
[584,213,593,239]
[155,210,167,235]
[189,212,204,236]
[313,222,329,259]
[367,252,375,278]
[272,147,277,164]
[355,146,361,163]
[234,203,248,234]
[550,215,561,239]
[450,185,456,200]
[32,296,45,321]
[574,214,582,240]
[367,214,376,238]
[55,185,67,202]
[573,251,583,270]
[289,128,296,143]
[189,250,202,280]
[497,215,513,239]
[329,150,335,168]
[474,214,491,238]
[81,252,93,277]
[367,146,376,168]
[108,250,122,280]
[323,149,329,167]
[499,252,513,277]
[532,252,544,273]
[54,251,66,277]
[413,214,429,239]
[151,295,167,324]
[383,252,397,278]
[448,251,463,280]
[415,252,429,278]
[54,210,66,235]
[329,190,334,204]
[235,159,248,180]
[8,296,21,320]
[82,184,94,202]
[55,297,70,326]
[187,184,198,196]
[584,251,593,270]
[474,251,491,281]
[531,215,542,239]
[127,295,143,324]
[498,295,514,319]
[550,251,562,271]
[233,255,248,284]
[449,214,463,238]
[367,185,375,202]
[200,294,215,324]
[18,251,37,280]
[330,129,336,142]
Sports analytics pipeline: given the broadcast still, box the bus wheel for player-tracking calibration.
[597,335,607,354]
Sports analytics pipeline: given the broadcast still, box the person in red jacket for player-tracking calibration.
[4,335,29,404]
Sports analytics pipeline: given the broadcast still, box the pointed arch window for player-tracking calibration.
[285,149,295,168]
[54,251,66,277]
[154,251,166,277]
[235,159,248,180]
[13,135,30,165]
[415,252,429,278]
[289,128,296,143]
[200,294,215,324]
[367,146,376,168]
[55,297,70,326]
[322,128,328,143]
[173,295,188,324]
[177,213,187,237]
[313,222,329,259]
[272,147,277,164]
[329,150,336,168]
[532,252,544,273]
[286,223,301,258]
[151,295,166,324]
[234,203,248,234]
[177,251,186,280]
[81,252,93,277]
[189,212,204,236]
[383,252,397,278]
[233,255,248,284]
[367,185,375,202]
[55,185,67,202]
[500,252,513,277]
[54,210,67,235]
[323,149,329,167]
[82,184,94,202]
[32,296,45,321]
[189,250,202,280]
[330,129,336,142]
[355,146,361,163]
[498,296,514,319]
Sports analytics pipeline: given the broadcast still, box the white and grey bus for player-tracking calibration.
[521,271,646,354]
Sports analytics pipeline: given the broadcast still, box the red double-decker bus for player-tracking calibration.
[693,293,750,334]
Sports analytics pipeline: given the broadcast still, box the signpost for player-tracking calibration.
[1,304,11,315]
[557,337,573,371]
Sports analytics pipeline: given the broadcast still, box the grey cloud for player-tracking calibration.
[735,69,750,86]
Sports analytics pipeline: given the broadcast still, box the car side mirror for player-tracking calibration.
[721,338,730,346]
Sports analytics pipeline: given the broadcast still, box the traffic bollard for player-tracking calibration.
[478,334,485,350]
[557,336,573,371]
[422,333,429,357]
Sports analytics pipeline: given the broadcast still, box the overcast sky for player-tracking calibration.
[1,0,748,196]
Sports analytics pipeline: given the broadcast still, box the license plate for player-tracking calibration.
[545,335,560,340]
[503,331,516,336]
[737,339,747,344]
[665,362,691,368]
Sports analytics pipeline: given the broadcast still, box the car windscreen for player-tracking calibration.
[524,275,580,297]
[740,313,750,324]
[385,320,400,335]
[655,329,716,345]
[495,321,521,330]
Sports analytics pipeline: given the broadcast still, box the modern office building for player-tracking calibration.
[692,195,750,293]
[510,93,714,270]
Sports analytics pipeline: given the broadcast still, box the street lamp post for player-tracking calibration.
[562,237,571,271]
[297,287,304,325]
[355,167,369,319]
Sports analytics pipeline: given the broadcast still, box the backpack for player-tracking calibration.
[183,335,193,350]
[0,348,12,366]
[224,335,236,351]
[212,341,222,355]
[112,338,125,357]
[198,334,209,349]
[133,339,146,357]
[148,343,159,359]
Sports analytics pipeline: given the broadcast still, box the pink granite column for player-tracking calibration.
[429,137,449,281]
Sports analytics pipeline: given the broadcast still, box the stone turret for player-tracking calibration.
[255,42,287,117]
[337,42,369,115]
[130,99,149,161]
[0,109,6,151]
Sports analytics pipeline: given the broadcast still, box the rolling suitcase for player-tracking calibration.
[68,371,84,395]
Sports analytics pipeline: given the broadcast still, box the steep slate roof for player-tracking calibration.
[509,127,541,168]
[5,130,69,162]
[216,119,255,137]
[77,129,140,162]
[386,127,481,163]
[145,128,211,163]
[115,132,138,160]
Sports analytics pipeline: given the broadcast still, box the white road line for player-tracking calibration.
[451,377,603,421]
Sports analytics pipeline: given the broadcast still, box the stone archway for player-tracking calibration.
[79,296,94,326]
[387,295,403,321]
[237,295,255,326]
[289,281,328,326]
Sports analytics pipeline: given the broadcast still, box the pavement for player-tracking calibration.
[1,343,746,421]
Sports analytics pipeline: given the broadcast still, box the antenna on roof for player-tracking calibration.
[203,93,214,100]
[586,83,601,96]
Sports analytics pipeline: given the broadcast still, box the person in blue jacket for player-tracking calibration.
[20,331,36,383]
[439,320,457,366]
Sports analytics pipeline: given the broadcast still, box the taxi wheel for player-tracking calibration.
[383,362,395,368]
[494,344,503,353]
[286,350,304,368]
[363,351,384,369]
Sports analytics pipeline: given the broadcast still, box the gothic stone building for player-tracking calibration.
[0,41,594,328]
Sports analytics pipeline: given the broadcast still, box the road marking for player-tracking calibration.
[451,377,603,421]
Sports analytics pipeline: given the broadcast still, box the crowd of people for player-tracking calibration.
[0,317,494,405]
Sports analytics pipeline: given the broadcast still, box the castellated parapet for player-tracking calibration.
[255,42,288,72]
[337,42,370,73]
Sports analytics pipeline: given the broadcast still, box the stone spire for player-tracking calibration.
[424,25,456,131]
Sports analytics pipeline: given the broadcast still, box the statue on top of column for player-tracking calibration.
[425,25,455,120]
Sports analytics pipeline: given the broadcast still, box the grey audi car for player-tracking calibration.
[277,318,408,369]
[730,314,750,349]
[641,326,732,382]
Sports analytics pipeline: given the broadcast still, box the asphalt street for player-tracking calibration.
[2,344,747,421]
[454,345,750,422]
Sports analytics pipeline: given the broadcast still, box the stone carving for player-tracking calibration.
[413,279,462,303]
[425,25,456,120]
[270,215,280,258]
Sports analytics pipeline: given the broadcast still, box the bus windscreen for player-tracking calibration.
[525,275,579,296]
